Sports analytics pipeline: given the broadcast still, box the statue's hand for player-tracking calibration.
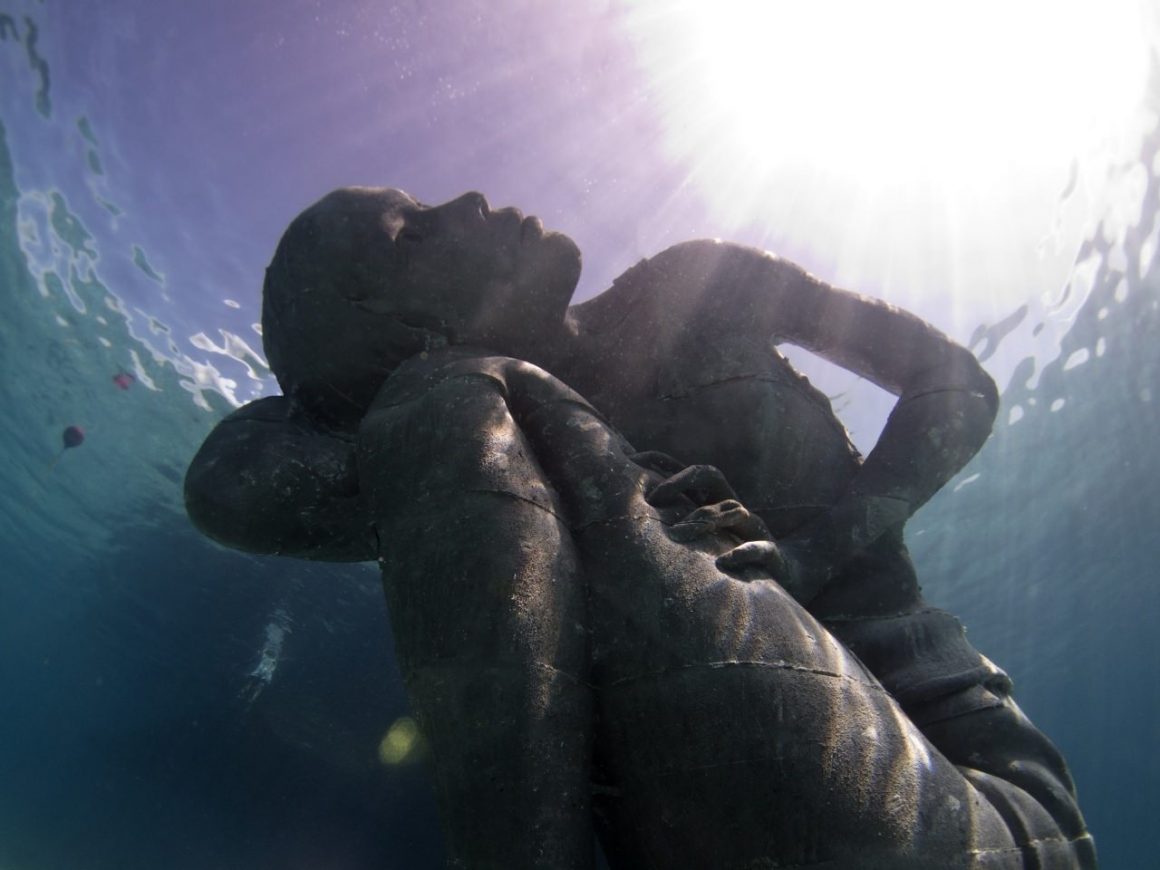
[632,451,837,604]
[715,537,834,605]
[635,455,770,545]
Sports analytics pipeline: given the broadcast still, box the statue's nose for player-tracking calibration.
[439,191,490,223]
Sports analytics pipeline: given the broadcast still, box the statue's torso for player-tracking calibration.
[560,334,863,539]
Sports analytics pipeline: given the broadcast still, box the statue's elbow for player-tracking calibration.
[184,430,375,562]
[942,345,999,426]
[183,446,266,553]
[971,361,1000,424]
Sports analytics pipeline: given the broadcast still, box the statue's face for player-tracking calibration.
[361,189,582,339]
[263,187,581,426]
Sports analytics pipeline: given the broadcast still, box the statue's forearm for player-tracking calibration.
[772,347,997,606]
[797,309,999,569]
[802,382,997,563]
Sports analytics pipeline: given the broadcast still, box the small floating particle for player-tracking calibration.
[62,425,85,448]
[49,425,85,470]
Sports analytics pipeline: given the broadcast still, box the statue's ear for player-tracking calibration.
[184,397,376,562]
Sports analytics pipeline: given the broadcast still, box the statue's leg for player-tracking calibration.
[512,394,1088,869]
[359,373,593,870]
[817,538,1096,868]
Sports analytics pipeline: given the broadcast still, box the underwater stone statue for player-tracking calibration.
[185,188,1097,868]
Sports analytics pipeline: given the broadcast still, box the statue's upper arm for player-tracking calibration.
[636,240,994,402]
[359,358,561,518]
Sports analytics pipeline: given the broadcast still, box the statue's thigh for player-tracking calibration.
[582,515,1027,868]
[515,397,1025,868]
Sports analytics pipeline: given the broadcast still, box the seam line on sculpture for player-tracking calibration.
[602,659,883,691]
[409,487,566,521]
[657,373,852,433]
[967,831,1093,856]
[656,372,809,399]
[464,487,566,520]
[531,659,593,688]
[901,384,991,402]
[571,512,666,534]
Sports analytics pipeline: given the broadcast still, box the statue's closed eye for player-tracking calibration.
[396,228,423,267]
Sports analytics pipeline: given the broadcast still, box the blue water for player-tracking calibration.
[1,3,1158,868]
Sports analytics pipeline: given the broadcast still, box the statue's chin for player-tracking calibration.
[517,232,582,321]
[541,231,582,287]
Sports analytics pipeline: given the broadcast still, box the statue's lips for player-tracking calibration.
[520,215,544,243]
[488,207,544,246]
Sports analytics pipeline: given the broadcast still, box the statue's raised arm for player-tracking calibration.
[563,238,998,603]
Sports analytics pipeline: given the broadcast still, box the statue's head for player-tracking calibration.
[262,187,582,427]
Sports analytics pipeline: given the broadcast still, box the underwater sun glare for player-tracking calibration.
[628,0,1148,201]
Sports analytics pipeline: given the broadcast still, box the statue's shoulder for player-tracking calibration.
[629,239,786,281]
[569,240,795,364]
[579,240,790,326]
[216,394,294,424]
[610,239,759,292]
[367,347,598,420]
[559,242,802,409]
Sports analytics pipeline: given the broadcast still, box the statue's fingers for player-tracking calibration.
[627,450,687,476]
[716,540,785,578]
[668,500,771,544]
[668,500,743,542]
[730,510,771,542]
[646,464,739,507]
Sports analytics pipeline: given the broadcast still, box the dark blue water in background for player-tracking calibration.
[0,117,446,866]
[2,3,1158,868]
